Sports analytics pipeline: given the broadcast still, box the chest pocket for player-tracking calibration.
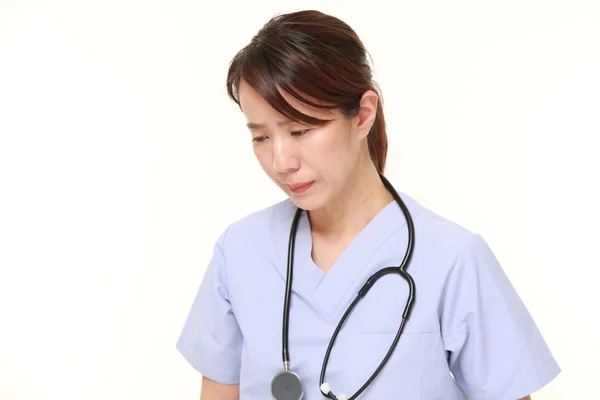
[323,331,442,399]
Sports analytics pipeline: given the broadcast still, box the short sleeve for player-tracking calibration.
[176,228,243,384]
[440,234,560,400]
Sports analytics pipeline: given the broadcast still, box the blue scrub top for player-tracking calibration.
[176,192,560,399]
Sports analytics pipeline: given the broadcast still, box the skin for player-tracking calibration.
[239,79,394,272]
[198,79,532,400]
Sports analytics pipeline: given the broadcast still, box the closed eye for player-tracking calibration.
[252,136,268,143]
[291,129,310,137]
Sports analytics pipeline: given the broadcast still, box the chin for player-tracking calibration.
[287,192,328,211]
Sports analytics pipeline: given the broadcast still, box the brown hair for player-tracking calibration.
[225,10,388,174]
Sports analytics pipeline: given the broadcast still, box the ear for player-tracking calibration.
[354,90,378,140]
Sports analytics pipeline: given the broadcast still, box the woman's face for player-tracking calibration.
[238,79,373,211]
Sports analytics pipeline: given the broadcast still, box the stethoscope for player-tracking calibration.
[270,173,416,400]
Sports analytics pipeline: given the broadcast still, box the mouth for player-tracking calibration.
[286,181,314,194]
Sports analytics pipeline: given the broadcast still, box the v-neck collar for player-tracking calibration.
[271,191,423,319]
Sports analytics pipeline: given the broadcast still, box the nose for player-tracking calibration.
[272,137,300,173]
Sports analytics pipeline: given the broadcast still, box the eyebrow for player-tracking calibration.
[246,119,295,131]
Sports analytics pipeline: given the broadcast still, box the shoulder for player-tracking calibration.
[218,197,297,256]
[410,196,482,263]
[411,198,510,300]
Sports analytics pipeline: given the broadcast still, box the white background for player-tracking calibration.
[0,1,598,399]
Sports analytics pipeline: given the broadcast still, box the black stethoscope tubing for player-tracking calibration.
[279,173,416,400]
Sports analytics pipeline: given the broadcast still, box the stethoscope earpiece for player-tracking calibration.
[318,382,348,400]
[320,382,331,395]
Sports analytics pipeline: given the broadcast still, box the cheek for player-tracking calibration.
[253,147,273,171]
[309,130,355,169]
[252,143,268,159]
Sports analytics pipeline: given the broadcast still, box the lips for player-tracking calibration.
[286,181,314,193]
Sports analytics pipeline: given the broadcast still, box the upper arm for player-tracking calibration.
[176,228,243,384]
[200,376,239,400]
[440,234,560,400]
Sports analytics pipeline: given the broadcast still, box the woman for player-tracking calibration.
[176,10,560,400]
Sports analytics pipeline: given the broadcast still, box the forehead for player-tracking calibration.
[238,79,334,123]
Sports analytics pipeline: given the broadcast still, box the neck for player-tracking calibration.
[307,163,394,239]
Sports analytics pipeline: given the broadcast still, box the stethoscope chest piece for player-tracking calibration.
[271,370,304,400]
